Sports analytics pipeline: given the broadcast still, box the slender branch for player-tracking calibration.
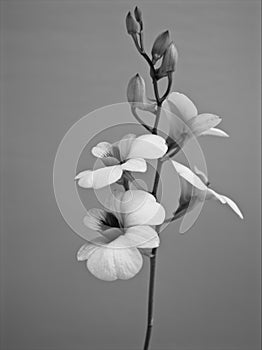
[143,109,163,350]
[139,31,144,52]
[143,247,157,350]
[152,105,161,135]
[131,34,142,54]
[152,78,160,107]
[123,176,129,190]
[151,159,163,197]
[124,172,146,191]
[160,72,173,104]
[131,107,153,133]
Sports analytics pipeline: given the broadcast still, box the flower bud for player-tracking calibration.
[127,73,146,104]
[127,74,156,113]
[158,42,178,78]
[151,30,170,64]
[134,6,143,26]
[126,11,139,34]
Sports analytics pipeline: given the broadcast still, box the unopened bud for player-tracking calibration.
[151,30,170,64]
[158,42,178,77]
[127,74,156,113]
[126,11,139,34]
[127,73,146,104]
[134,6,143,27]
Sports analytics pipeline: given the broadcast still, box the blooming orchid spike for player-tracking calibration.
[75,134,167,189]
[171,160,243,220]
[77,190,165,281]
[163,92,229,154]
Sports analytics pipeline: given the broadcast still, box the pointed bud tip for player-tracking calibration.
[134,6,143,23]
[126,11,139,34]
[151,30,171,63]
[127,74,146,104]
[157,42,178,77]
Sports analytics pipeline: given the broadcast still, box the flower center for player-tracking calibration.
[101,212,121,229]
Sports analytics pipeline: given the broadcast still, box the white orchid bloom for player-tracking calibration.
[77,190,165,281]
[75,134,168,189]
[163,92,229,153]
[171,160,243,220]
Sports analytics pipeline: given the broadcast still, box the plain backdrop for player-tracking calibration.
[1,1,261,350]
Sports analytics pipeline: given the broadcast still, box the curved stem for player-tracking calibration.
[131,107,153,133]
[160,72,173,104]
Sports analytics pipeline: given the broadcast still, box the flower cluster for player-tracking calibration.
[75,6,243,285]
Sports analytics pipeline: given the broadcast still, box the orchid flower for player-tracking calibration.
[163,92,229,154]
[77,190,165,281]
[75,134,167,189]
[171,160,243,220]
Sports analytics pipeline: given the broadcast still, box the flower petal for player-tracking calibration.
[121,158,147,172]
[207,189,243,219]
[101,157,120,167]
[178,177,193,205]
[77,236,110,261]
[87,237,143,281]
[76,165,123,189]
[83,209,107,231]
[164,108,187,144]
[220,195,244,219]
[121,190,166,226]
[194,166,209,186]
[206,188,227,203]
[83,209,120,231]
[91,142,113,158]
[200,127,229,138]
[100,228,123,240]
[117,134,136,161]
[171,161,208,191]
[125,226,160,248]
[127,134,168,159]
[166,92,198,121]
[104,189,125,215]
[188,114,222,136]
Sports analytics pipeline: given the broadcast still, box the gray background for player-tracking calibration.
[1,1,261,350]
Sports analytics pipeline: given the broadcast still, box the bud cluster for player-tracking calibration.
[151,31,178,80]
[126,6,178,113]
[126,6,143,36]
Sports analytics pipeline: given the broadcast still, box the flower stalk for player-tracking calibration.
[75,6,243,350]
[126,8,175,349]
